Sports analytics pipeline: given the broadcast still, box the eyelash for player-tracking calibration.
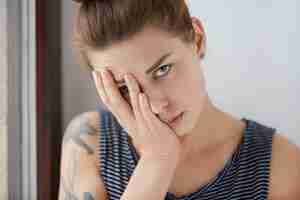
[118,64,174,95]
[153,64,174,79]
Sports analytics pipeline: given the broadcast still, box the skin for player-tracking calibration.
[59,16,300,199]
[88,16,246,166]
[59,113,103,200]
[62,115,97,155]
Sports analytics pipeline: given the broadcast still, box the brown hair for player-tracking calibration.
[71,0,200,71]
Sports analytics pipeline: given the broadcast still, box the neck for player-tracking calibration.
[178,97,244,164]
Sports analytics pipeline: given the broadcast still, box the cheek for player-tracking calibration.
[172,72,202,95]
[185,66,206,94]
[175,72,207,107]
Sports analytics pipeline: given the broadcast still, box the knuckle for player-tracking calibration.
[130,85,139,93]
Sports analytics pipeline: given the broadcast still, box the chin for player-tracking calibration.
[173,111,193,137]
[174,107,203,138]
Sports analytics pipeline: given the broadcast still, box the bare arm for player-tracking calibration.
[58,111,108,200]
[120,157,177,200]
[58,111,178,200]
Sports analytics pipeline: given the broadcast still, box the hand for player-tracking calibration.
[92,69,181,163]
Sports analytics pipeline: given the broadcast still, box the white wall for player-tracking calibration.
[62,1,300,146]
[187,1,299,146]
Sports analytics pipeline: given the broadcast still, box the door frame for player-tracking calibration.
[7,0,62,199]
[7,0,37,199]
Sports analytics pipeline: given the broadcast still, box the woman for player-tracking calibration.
[59,0,300,199]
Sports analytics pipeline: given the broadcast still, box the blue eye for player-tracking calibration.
[119,64,174,95]
[153,64,173,79]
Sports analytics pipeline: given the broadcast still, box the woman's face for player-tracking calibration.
[88,20,209,137]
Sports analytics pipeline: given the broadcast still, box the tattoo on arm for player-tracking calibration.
[84,192,95,200]
[59,113,100,199]
[60,147,80,200]
[63,115,99,154]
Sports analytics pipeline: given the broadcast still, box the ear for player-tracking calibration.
[191,16,206,59]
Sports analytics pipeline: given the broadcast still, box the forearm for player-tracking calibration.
[120,157,177,200]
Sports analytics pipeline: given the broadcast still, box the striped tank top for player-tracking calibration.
[97,108,276,200]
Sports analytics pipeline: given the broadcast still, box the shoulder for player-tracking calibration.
[59,110,109,199]
[268,133,300,200]
[62,110,102,170]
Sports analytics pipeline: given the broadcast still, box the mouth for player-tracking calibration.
[168,112,184,125]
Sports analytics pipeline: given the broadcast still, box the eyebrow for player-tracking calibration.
[115,52,173,85]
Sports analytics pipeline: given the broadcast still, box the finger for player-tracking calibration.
[92,71,110,107]
[124,74,140,119]
[139,93,161,132]
[101,69,128,108]
[101,69,134,115]
[95,70,134,125]
[125,74,149,132]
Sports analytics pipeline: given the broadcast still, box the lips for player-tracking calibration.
[167,112,183,123]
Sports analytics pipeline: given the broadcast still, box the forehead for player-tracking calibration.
[87,26,189,73]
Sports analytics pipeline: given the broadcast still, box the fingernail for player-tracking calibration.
[92,71,97,82]
[124,74,130,83]
[101,69,108,80]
